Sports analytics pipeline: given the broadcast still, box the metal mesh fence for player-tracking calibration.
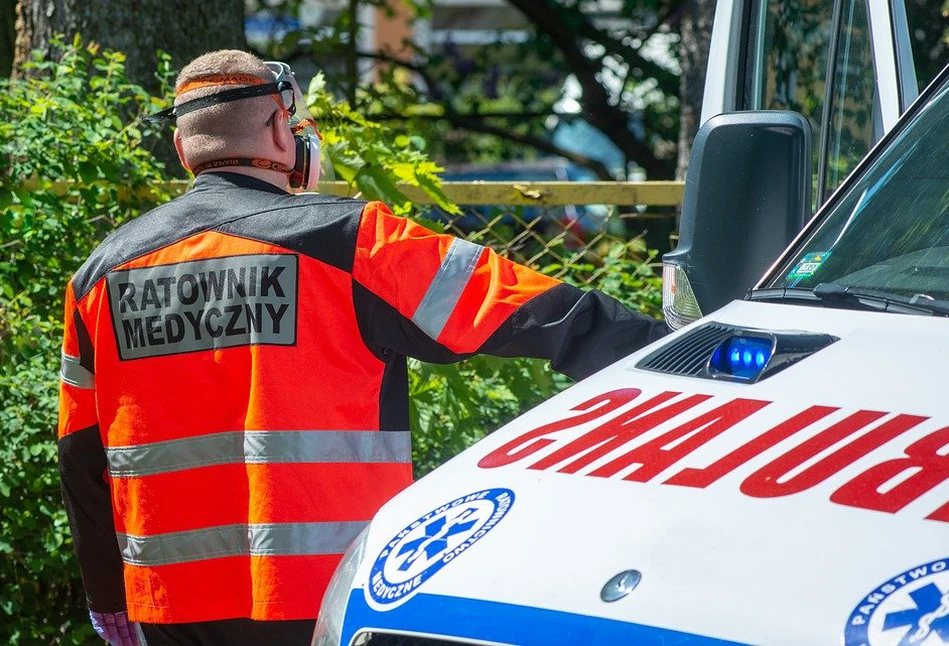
[414,200,675,285]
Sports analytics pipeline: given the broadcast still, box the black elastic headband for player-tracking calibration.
[143,80,294,124]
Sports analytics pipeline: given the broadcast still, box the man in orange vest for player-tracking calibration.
[58,50,668,645]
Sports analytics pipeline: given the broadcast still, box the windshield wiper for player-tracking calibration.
[812,283,949,315]
[749,283,949,316]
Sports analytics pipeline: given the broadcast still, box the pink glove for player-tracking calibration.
[89,611,140,646]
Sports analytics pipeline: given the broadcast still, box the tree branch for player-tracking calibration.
[448,115,616,180]
[504,0,673,178]
[355,49,615,177]
[569,12,680,95]
[640,1,687,44]
[351,50,658,179]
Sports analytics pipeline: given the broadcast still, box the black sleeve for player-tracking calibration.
[58,425,127,612]
[478,283,670,380]
[354,280,669,381]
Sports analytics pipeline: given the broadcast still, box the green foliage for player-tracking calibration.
[0,332,97,645]
[547,239,664,317]
[0,37,173,644]
[409,355,568,476]
[0,37,172,330]
[306,73,458,216]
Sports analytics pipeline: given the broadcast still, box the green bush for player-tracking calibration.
[0,38,172,644]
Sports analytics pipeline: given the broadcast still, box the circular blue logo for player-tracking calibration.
[367,488,515,606]
[845,557,949,646]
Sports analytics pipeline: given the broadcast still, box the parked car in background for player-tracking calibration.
[430,160,611,240]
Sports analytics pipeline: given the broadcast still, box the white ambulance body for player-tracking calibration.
[312,2,949,644]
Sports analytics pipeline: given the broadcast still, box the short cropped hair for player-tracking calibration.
[174,50,279,167]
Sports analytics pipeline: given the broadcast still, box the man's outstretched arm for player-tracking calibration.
[351,201,668,379]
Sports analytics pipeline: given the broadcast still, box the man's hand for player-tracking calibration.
[89,610,140,646]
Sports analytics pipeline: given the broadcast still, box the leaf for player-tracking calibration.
[412,216,446,234]
[307,71,327,96]
[323,142,362,184]
[355,165,411,206]
[78,161,98,184]
[13,190,34,209]
[414,171,459,215]
[99,160,121,183]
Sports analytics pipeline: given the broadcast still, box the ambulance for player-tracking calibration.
[311,2,949,645]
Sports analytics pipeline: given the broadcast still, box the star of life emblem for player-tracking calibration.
[845,558,949,646]
[367,488,515,607]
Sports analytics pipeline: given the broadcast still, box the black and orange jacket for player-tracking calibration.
[58,172,667,624]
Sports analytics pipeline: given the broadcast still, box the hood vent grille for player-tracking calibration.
[637,323,735,377]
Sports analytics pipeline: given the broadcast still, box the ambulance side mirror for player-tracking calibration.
[662,111,812,327]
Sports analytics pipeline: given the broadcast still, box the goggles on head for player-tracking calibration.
[144,61,326,191]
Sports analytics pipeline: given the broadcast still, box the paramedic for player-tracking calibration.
[57,49,668,646]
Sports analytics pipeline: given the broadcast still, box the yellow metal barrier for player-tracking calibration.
[17,179,684,209]
[319,180,685,208]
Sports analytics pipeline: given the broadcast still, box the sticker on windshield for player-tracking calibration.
[787,251,831,282]
[844,557,949,646]
[367,488,514,608]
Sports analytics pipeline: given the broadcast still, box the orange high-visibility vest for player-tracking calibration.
[58,172,666,624]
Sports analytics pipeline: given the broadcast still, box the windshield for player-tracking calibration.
[765,71,949,300]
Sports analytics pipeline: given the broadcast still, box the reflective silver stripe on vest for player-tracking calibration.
[116,520,367,566]
[60,352,95,389]
[412,238,484,341]
[106,430,412,478]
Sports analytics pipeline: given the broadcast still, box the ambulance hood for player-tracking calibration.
[343,300,949,646]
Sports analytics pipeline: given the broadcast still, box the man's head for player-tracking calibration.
[172,50,294,180]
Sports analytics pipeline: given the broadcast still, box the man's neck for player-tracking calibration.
[199,166,290,191]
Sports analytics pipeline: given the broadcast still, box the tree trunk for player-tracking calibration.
[13,0,246,92]
[14,0,246,176]
[676,0,714,182]
[0,0,15,76]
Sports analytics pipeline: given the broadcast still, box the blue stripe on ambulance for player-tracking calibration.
[341,590,749,646]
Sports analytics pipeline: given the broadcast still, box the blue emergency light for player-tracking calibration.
[637,322,838,384]
[710,335,774,381]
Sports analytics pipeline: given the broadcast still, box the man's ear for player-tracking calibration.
[271,114,293,153]
[173,129,190,171]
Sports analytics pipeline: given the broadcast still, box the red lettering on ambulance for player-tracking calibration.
[831,425,949,521]
[477,389,641,469]
[528,392,708,473]
[605,398,771,481]
[741,412,926,498]
[665,406,838,488]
